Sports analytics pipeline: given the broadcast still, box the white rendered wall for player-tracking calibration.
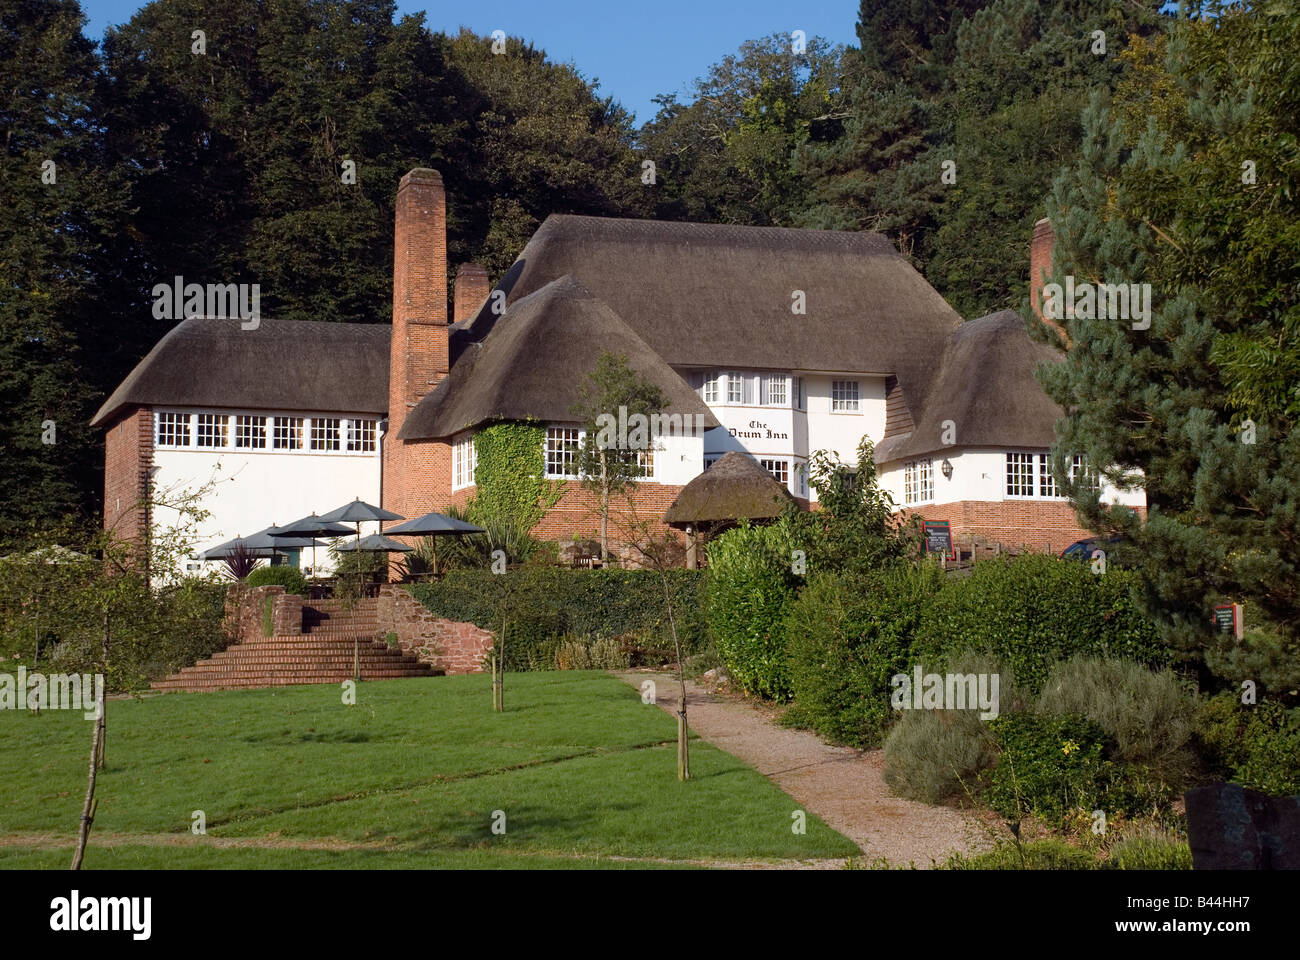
[878,447,1147,510]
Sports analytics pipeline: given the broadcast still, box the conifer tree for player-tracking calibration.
[1033,3,1300,696]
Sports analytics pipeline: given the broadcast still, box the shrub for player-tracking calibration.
[1197,693,1300,795]
[410,568,706,671]
[984,713,1114,822]
[1036,657,1199,794]
[245,564,308,597]
[552,636,631,671]
[882,652,1025,802]
[1104,832,1193,870]
[914,555,1169,694]
[705,518,802,700]
[784,563,944,746]
[944,840,1097,870]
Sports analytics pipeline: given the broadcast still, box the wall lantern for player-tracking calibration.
[941,459,953,480]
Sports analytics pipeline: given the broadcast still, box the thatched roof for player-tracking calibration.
[401,275,718,440]
[91,317,390,427]
[663,451,795,526]
[875,310,1064,464]
[455,215,962,427]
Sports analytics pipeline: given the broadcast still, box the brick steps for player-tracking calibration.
[151,598,436,692]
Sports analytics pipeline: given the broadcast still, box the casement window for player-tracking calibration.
[452,433,477,490]
[759,458,789,485]
[1005,453,1036,497]
[831,380,860,412]
[546,427,580,477]
[761,374,787,407]
[311,417,341,451]
[726,371,744,404]
[795,461,808,497]
[793,376,805,410]
[702,372,720,404]
[196,413,227,448]
[273,417,303,450]
[703,456,721,471]
[1038,454,1058,498]
[156,412,191,447]
[1071,455,1100,493]
[632,446,655,479]
[234,415,267,449]
[904,459,934,505]
[346,418,377,452]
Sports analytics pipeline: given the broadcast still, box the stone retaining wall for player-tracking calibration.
[376,584,495,675]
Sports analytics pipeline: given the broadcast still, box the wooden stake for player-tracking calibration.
[71,686,104,870]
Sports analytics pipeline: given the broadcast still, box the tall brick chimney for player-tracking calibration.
[454,263,491,325]
[1030,217,1069,345]
[389,168,449,441]
[385,169,450,530]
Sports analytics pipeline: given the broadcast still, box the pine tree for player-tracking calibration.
[1034,3,1300,697]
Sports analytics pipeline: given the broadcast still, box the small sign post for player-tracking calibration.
[1212,603,1244,640]
[923,520,956,562]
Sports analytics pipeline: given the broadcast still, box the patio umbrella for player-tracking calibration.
[269,514,354,576]
[199,527,324,562]
[334,534,414,553]
[384,510,486,576]
[317,499,405,591]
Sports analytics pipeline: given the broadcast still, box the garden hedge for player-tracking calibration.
[409,568,706,671]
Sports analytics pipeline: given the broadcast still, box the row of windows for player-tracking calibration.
[156,411,378,452]
[692,372,861,412]
[902,453,1100,505]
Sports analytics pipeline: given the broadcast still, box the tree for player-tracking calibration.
[637,33,844,226]
[570,353,669,563]
[0,0,126,548]
[1033,2,1300,698]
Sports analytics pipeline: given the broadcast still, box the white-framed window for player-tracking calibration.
[793,376,805,410]
[633,446,655,479]
[196,413,227,448]
[832,380,860,412]
[452,433,477,490]
[726,371,744,404]
[311,417,341,451]
[702,372,720,404]
[1071,454,1101,492]
[1038,454,1058,498]
[156,412,191,447]
[759,458,789,485]
[796,460,808,497]
[703,455,721,471]
[234,414,267,449]
[346,418,377,452]
[1005,453,1035,497]
[546,427,580,477]
[273,416,303,450]
[761,374,787,407]
[904,459,934,505]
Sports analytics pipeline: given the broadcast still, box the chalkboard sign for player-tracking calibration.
[923,520,956,560]
[1212,604,1242,639]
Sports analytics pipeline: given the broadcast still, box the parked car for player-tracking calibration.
[1061,536,1126,561]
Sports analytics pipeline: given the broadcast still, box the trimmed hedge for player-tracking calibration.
[784,564,945,746]
[245,564,309,597]
[914,555,1168,694]
[705,518,803,700]
[409,568,706,671]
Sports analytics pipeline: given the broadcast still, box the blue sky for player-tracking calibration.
[76,1,862,124]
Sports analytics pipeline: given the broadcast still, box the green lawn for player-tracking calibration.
[0,671,858,868]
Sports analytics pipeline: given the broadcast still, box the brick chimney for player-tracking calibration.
[389,168,449,441]
[1030,217,1069,345]
[454,263,491,325]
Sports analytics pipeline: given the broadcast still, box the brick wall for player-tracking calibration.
[454,262,490,324]
[900,500,1147,556]
[376,585,494,674]
[102,405,153,560]
[531,481,686,545]
[223,583,298,642]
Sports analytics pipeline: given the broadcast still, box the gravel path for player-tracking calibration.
[616,670,993,868]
